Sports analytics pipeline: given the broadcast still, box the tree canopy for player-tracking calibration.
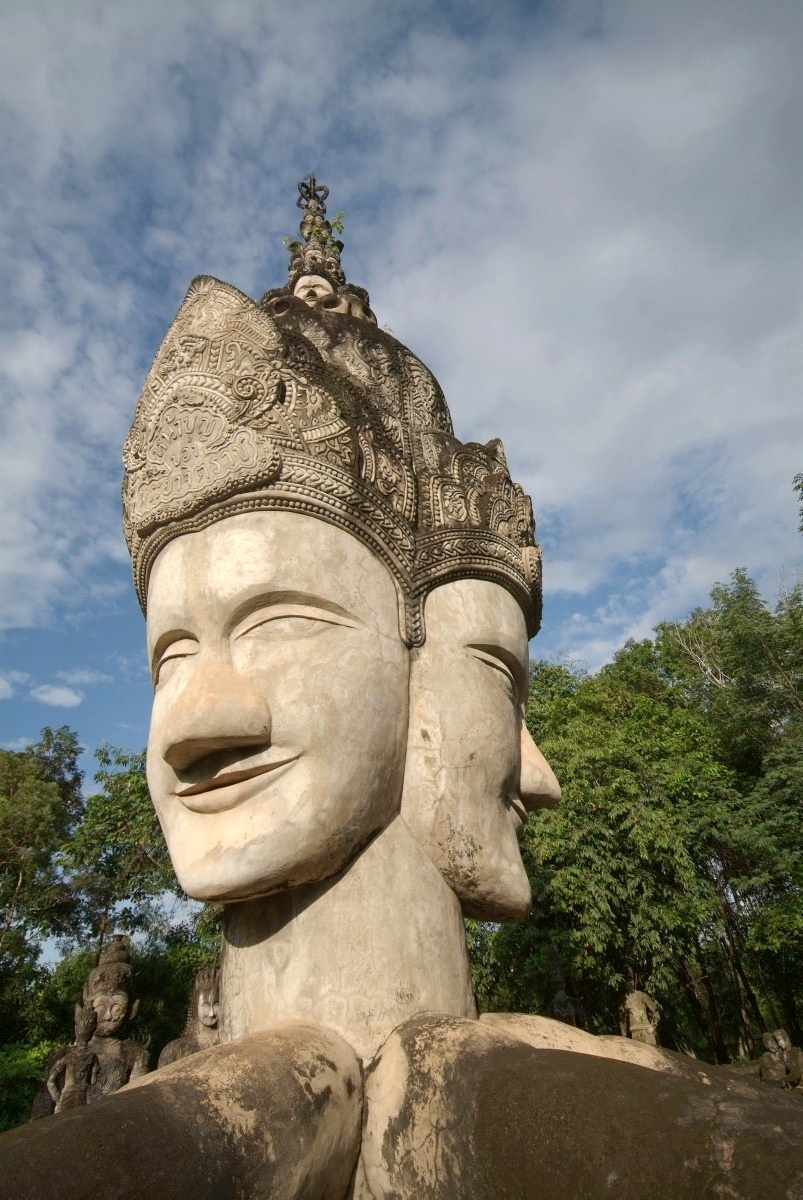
[472,570,803,1061]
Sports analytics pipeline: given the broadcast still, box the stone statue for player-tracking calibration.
[7,175,803,1200]
[158,967,220,1067]
[46,1005,99,1113]
[122,173,560,1063]
[760,1029,803,1089]
[621,988,661,1046]
[546,960,583,1027]
[31,934,149,1120]
[81,935,149,1099]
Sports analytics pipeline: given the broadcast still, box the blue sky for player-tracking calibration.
[1,0,801,783]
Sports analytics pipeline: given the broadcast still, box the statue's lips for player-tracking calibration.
[508,795,528,833]
[175,756,299,813]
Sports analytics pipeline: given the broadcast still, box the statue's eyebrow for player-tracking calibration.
[225,590,363,635]
[466,642,527,699]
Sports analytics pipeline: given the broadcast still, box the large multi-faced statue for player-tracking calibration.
[122,175,559,1061]
[4,178,800,1200]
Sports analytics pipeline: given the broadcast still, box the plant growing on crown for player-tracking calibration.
[282,211,345,255]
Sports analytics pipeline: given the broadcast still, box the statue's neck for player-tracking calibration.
[219,816,476,1061]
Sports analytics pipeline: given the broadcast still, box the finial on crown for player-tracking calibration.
[286,173,346,288]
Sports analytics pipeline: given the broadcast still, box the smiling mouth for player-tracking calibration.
[174,755,298,813]
[508,795,528,830]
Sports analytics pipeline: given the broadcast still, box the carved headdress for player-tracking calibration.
[83,936,134,1000]
[123,177,542,643]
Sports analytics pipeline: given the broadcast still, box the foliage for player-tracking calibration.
[0,729,84,1041]
[0,1041,57,1133]
[59,744,181,957]
[468,571,803,1061]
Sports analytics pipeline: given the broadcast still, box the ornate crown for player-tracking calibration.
[83,936,134,999]
[122,179,542,642]
[285,174,346,288]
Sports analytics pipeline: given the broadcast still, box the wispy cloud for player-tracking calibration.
[0,0,800,677]
[1,736,34,752]
[0,671,32,700]
[56,668,112,687]
[29,684,84,708]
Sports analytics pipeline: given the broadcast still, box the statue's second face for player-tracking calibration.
[402,579,560,922]
[146,511,409,903]
[90,991,129,1036]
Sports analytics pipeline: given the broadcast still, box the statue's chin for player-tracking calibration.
[455,863,533,924]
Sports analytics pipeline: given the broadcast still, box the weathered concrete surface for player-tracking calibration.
[0,1023,362,1200]
[361,1014,803,1199]
[402,579,560,924]
[481,1011,723,1080]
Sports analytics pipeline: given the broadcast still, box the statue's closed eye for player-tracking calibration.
[233,604,362,641]
[467,644,525,702]
[153,637,199,687]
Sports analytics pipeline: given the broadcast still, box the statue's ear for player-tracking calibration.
[74,1002,82,1022]
[129,998,140,1021]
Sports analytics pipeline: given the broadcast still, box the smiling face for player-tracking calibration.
[146,511,410,903]
[401,579,560,922]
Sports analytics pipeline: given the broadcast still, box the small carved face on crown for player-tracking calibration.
[145,510,410,902]
[291,274,378,324]
[401,579,560,922]
[89,991,130,1037]
[293,274,335,304]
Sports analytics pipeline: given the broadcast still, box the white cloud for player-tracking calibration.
[56,668,112,687]
[0,0,800,672]
[2,736,34,751]
[29,684,84,708]
[0,671,31,700]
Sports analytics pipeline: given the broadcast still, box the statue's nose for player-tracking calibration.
[519,726,561,811]
[161,656,271,772]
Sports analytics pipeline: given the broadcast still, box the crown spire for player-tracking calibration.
[286,174,346,288]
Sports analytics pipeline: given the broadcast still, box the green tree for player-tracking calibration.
[61,745,182,960]
[476,571,803,1062]
[519,656,731,1047]
[0,730,83,1040]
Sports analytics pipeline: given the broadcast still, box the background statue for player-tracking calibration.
[46,1005,99,1113]
[546,959,583,1028]
[32,935,148,1119]
[158,967,220,1067]
[760,1029,803,1089]
[621,988,661,1046]
[80,935,149,1099]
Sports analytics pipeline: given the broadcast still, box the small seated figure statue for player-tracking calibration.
[546,959,583,1028]
[31,935,149,1119]
[82,936,149,1100]
[46,1005,99,1113]
[621,988,661,1047]
[158,967,220,1067]
[760,1029,803,1089]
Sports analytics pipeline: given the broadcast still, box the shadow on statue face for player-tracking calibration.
[89,991,129,1037]
[197,993,219,1028]
[146,511,410,903]
[401,579,560,922]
